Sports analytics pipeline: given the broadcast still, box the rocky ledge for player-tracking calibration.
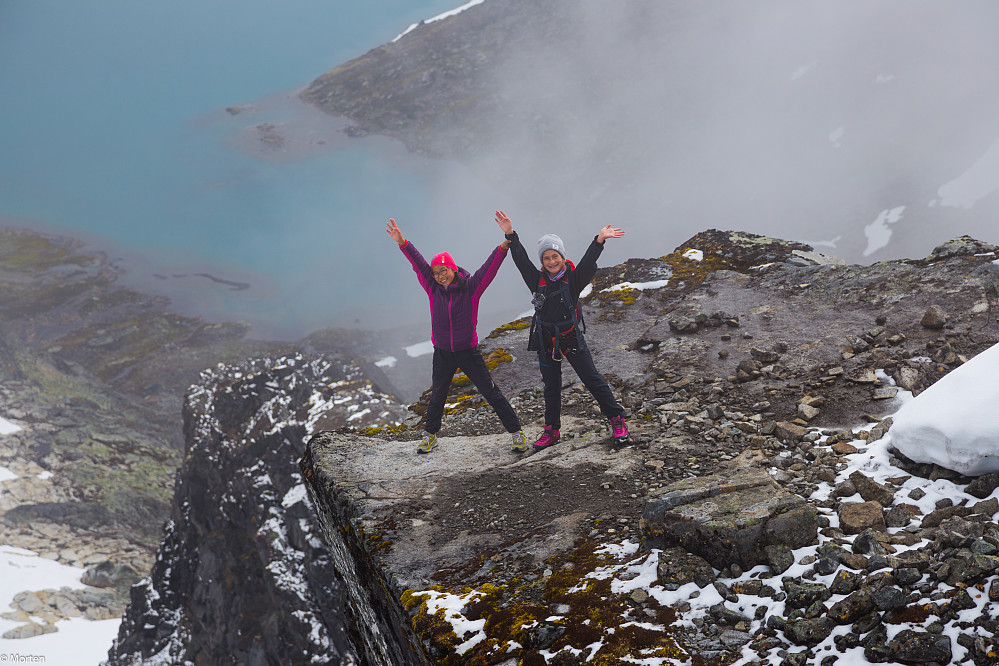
[300,231,999,664]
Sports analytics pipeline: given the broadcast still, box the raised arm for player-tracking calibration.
[386,218,406,246]
[468,244,508,298]
[495,210,540,291]
[571,226,624,293]
[389,218,433,294]
[596,225,625,244]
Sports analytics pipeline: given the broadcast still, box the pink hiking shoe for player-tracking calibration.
[532,425,560,451]
[609,415,629,444]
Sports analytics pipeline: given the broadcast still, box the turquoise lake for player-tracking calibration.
[0,0,513,339]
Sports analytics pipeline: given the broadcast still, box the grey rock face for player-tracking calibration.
[106,354,416,666]
[640,468,819,569]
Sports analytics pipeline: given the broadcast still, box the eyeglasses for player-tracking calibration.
[432,268,451,278]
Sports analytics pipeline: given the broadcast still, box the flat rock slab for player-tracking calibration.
[303,418,643,590]
[640,468,819,570]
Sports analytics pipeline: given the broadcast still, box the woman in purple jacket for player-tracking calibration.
[387,218,527,454]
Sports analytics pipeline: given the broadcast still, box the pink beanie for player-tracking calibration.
[431,252,458,273]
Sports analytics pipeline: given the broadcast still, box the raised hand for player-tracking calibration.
[596,225,625,243]
[386,218,405,246]
[494,210,513,235]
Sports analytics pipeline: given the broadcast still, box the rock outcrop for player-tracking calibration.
[640,468,819,570]
[105,354,415,665]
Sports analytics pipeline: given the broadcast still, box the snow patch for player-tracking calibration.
[862,205,905,257]
[393,0,486,42]
[405,340,435,358]
[889,341,999,475]
[0,416,21,435]
[375,355,397,368]
[0,546,121,663]
[602,280,671,293]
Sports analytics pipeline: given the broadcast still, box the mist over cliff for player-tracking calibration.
[304,0,999,269]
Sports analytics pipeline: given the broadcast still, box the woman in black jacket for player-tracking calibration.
[495,210,628,451]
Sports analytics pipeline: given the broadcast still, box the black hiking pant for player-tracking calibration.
[537,343,624,430]
[425,347,521,435]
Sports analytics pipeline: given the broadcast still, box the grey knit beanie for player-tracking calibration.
[537,234,566,262]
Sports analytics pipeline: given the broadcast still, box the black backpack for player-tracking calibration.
[529,273,586,357]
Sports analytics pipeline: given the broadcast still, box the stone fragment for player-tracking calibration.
[921,505,972,528]
[967,473,999,499]
[884,503,920,528]
[871,586,907,611]
[838,501,886,534]
[852,528,887,556]
[887,630,951,664]
[774,421,807,442]
[750,348,781,363]
[896,366,920,391]
[829,570,862,595]
[872,387,898,400]
[797,404,820,421]
[655,548,716,590]
[2,621,57,640]
[764,545,795,575]
[783,581,832,609]
[863,625,890,662]
[944,554,999,587]
[12,591,45,613]
[848,471,896,506]
[894,568,921,586]
[828,588,875,624]
[786,617,835,646]
[920,305,947,329]
[830,441,858,455]
[973,496,999,516]
[839,552,868,571]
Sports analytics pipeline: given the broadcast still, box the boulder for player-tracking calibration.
[640,468,819,570]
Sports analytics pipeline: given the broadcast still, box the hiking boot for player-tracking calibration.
[532,426,560,451]
[609,415,629,444]
[511,429,528,453]
[417,431,438,454]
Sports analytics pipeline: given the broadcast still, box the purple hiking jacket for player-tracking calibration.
[400,241,509,352]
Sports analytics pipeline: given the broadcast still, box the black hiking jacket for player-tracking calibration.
[506,231,605,352]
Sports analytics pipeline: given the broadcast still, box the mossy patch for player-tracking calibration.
[452,348,514,387]
[359,424,408,436]
[400,539,695,664]
[486,318,532,338]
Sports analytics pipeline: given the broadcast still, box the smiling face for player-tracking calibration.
[542,249,565,277]
[432,266,455,286]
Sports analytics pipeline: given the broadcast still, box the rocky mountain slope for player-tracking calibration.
[108,229,999,664]
[0,227,407,641]
[298,230,999,664]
